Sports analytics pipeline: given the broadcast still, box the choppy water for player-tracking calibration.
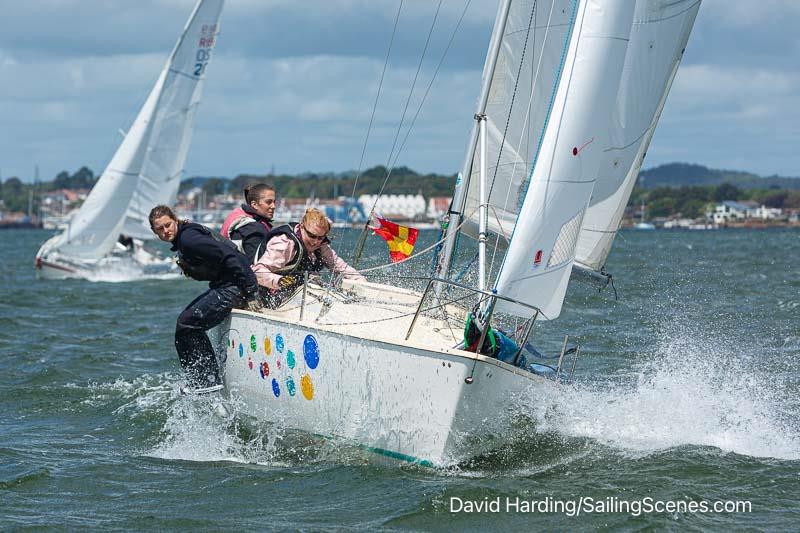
[2,228,798,530]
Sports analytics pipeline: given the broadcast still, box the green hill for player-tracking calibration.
[638,163,800,190]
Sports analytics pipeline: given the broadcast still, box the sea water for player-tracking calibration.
[1,228,798,529]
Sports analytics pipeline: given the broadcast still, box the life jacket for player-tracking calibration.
[220,205,272,256]
[261,224,327,307]
[176,222,240,282]
[263,223,326,275]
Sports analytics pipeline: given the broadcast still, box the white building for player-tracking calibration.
[359,194,427,221]
[748,205,783,220]
[710,201,782,224]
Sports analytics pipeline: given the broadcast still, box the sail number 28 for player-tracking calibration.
[194,24,217,77]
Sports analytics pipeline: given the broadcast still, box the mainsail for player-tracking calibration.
[573,0,701,273]
[461,0,577,240]
[45,0,224,259]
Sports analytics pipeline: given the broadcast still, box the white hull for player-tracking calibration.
[35,246,179,282]
[213,281,558,466]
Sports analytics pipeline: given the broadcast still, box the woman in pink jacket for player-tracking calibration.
[253,208,365,306]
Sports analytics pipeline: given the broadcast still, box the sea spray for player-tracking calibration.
[533,315,800,460]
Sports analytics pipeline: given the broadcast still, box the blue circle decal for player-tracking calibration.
[303,335,319,369]
[238,343,244,357]
[287,350,296,369]
[286,377,296,396]
[276,334,285,353]
[271,378,280,397]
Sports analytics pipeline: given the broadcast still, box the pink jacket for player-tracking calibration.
[252,227,366,289]
[220,206,271,238]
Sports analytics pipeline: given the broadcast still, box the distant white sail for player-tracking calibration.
[493,0,635,319]
[45,0,224,259]
[574,0,701,272]
[122,0,224,240]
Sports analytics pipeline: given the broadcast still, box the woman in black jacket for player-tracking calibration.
[149,205,262,393]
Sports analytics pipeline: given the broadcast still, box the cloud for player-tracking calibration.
[1,1,799,181]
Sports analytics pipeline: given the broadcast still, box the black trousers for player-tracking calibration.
[174,283,245,388]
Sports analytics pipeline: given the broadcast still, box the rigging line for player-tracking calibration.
[314,289,477,328]
[486,1,552,282]
[346,0,404,206]
[348,0,473,269]
[383,0,443,179]
[350,0,444,268]
[336,0,403,271]
[486,0,538,198]
[386,0,473,176]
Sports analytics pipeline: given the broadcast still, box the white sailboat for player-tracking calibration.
[35,0,225,281]
[213,0,700,466]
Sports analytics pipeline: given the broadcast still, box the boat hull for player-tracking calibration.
[215,308,556,466]
[34,249,179,281]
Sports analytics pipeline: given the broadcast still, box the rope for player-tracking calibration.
[486,1,543,282]
[349,0,474,266]
[346,0,404,204]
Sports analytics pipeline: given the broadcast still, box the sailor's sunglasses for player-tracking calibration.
[302,226,328,241]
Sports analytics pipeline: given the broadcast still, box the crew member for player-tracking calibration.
[253,208,366,306]
[220,182,275,263]
[149,205,261,393]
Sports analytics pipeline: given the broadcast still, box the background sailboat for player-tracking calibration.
[35,0,224,281]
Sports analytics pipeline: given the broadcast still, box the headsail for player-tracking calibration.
[574,0,701,273]
[488,0,635,320]
[43,0,224,259]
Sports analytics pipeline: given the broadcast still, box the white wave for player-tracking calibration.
[537,327,800,461]
[142,389,288,466]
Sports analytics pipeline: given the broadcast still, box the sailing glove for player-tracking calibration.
[245,297,263,313]
[278,275,298,289]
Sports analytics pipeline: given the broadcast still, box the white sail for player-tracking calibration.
[461,0,577,241]
[47,74,164,261]
[493,0,635,319]
[43,0,224,259]
[574,0,701,271]
[122,0,224,240]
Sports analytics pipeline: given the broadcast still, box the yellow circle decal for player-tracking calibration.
[300,374,314,400]
[264,337,271,356]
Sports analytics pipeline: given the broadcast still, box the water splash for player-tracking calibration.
[537,320,800,460]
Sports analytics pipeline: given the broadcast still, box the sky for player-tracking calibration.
[1,0,799,183]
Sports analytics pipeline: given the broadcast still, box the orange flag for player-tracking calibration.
[370,216,419,262]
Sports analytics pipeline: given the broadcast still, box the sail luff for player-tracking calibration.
[493,0,635,320]
[437,0,514,282]
[573,0,701,272]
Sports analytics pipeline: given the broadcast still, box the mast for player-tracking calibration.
[436,0,513,286]
[477,113,488,291]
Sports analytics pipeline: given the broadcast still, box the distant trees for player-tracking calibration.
[632,181,800,219]
[714,183,741,202]
[52,166,96,189]
[226,165,455,200]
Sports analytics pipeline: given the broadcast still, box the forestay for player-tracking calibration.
[493,0,635,319]
[574,0,701,272]
[49,0,224,259]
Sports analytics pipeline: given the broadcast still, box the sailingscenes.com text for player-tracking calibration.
[449,495,752,517]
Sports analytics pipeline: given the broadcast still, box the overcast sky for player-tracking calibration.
[1,0,798,183]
